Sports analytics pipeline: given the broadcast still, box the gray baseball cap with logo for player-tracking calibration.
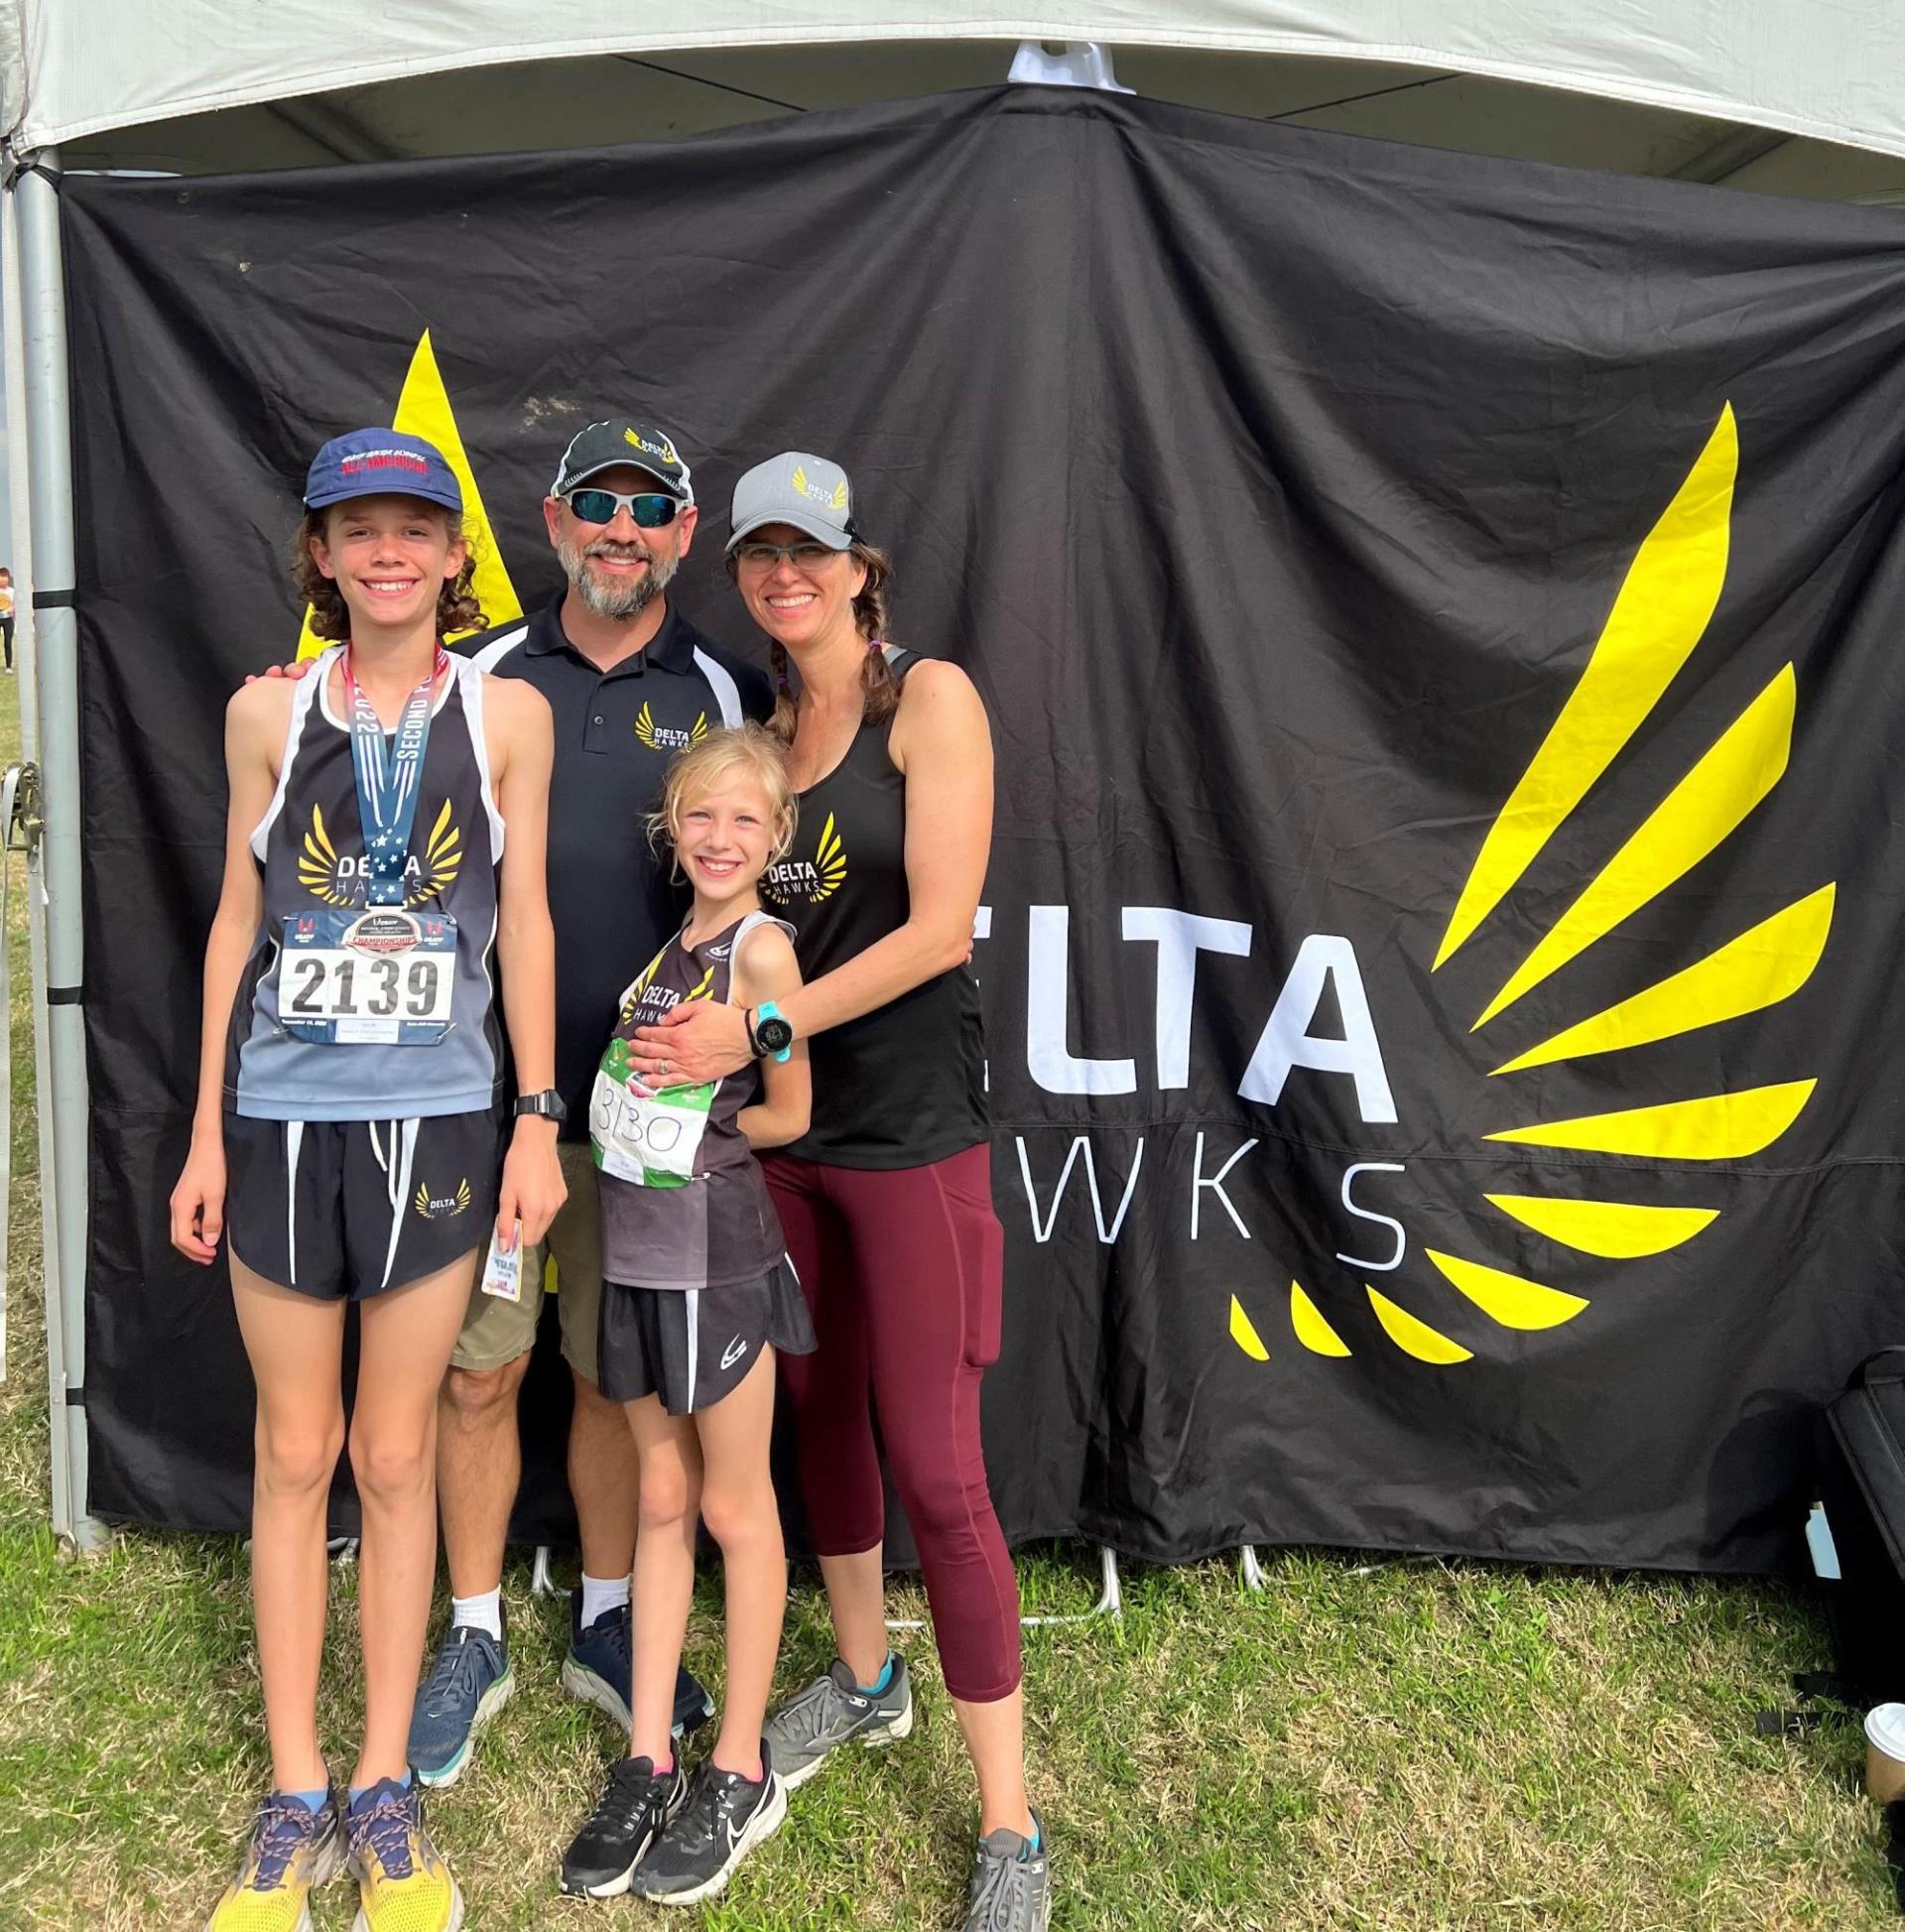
[726,451,861,553]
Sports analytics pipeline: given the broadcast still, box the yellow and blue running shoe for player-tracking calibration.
[345,1778,462,1932]
[205,1789,343,1932]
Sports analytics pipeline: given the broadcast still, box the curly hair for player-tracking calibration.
[291,507,487,642]
[748,540,898,746]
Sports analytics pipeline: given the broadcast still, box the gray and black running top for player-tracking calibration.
[594,909,793,1291]
[764,645,987,1169]
[225,645,505,1121]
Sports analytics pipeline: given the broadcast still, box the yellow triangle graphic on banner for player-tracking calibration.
[298,329,522,656]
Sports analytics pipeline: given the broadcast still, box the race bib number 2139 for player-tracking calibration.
[280,909,456,1046]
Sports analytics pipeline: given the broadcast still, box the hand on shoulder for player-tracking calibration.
[227,667,297,728]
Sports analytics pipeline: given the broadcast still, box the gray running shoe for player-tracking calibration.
[761,1655,913,1790]
[961,1808,1050,1932]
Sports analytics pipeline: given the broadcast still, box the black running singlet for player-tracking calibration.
[225,646,505,1121]
[764,646,987,1168]
[592,910,793,1289]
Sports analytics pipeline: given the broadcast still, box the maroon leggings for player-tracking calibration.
[764,1143,1022,1704]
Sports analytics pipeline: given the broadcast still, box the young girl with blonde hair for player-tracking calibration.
[560,722,815,1905]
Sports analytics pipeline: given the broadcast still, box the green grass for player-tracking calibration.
[0,663,1895,1929]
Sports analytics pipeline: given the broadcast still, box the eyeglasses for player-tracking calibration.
[563,487,680,528]
[733,541,838,572]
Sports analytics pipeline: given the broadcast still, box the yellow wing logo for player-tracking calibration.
[413,1178,471,1220]
[635,705,710,751]
[791,462,810,499]
[1231,403,1832,1368]
[811,813,848,903]
[763,812,848,907]
[830,479,849,510]
[296,798,460,907]
[406,799,462,907]
[298,803,351,907]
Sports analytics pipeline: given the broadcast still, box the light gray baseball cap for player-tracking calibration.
[726,451,860,553]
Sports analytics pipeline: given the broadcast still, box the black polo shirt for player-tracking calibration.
[464,595,773,1137]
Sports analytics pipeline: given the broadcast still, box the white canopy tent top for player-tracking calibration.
[5,3,1905,201]
[10,1,1905,159]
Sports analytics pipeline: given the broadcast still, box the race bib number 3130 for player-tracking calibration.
[280,909,456,1046]
[589,1038,711,1188]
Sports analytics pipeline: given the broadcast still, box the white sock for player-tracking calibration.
[579,1572,631,1627]
[450,1587,503,1642]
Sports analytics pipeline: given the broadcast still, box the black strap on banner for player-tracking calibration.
[46,985,82,1005]
[31,588,74,609]
[64,1385,83,1406]
[2,157,63,193]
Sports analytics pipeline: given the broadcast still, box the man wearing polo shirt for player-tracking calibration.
[407,420,772,1785]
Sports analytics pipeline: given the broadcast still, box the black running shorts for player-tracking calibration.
[598,1259,816,1413]
[223,1108,502,1301]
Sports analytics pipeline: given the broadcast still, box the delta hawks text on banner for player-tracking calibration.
[59,86,1905,1572]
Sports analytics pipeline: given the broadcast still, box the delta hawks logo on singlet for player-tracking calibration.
[764,811,847,907]
[634,703,709,753]
[297,798,464,908]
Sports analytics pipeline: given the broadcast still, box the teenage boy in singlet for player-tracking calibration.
[174,429,565,1932]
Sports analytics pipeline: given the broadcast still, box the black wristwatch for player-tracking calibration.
[746,1003,795,1062]
[513,1089,568,1124]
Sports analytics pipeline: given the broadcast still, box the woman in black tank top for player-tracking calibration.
[627,453,1049,1931]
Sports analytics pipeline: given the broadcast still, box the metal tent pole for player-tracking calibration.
[14,145,100,1550]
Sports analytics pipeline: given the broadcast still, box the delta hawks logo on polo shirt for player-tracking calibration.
[635,702,709,752]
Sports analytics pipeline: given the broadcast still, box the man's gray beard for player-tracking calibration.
[561,539,679,621]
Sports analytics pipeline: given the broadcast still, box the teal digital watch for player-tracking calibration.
[749,1001,794,1063]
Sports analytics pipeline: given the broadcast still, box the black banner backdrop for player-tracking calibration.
[59,87,1905,1572]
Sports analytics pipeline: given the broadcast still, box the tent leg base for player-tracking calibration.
[1021,1545,1123,1627]
[882,1546,1126,1633]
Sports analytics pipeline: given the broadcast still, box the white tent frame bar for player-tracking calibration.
[12,144,99,1550]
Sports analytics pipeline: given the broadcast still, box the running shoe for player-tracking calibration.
[561,1595,715,1739]
[631,1740,787,1905]
[761,1654,914,1790]
[205,1789,343,1932]
[408,1619,513,1789]
[559,1754,690,1897]
[344,1778,462,1932]
[960,1808,1051,1932]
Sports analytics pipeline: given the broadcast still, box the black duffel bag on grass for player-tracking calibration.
[1814,1347,1905,1913]
[1818,1347,1905,1714]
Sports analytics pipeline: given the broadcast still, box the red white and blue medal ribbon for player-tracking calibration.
[342,643,448,906]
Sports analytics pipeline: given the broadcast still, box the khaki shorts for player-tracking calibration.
[450,1141,604,1383]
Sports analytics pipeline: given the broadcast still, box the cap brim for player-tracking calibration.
[563,461,690,500]
[725,509,855,553]
[304,482,462,512]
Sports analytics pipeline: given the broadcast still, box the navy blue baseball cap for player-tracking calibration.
[304,429,462,513]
